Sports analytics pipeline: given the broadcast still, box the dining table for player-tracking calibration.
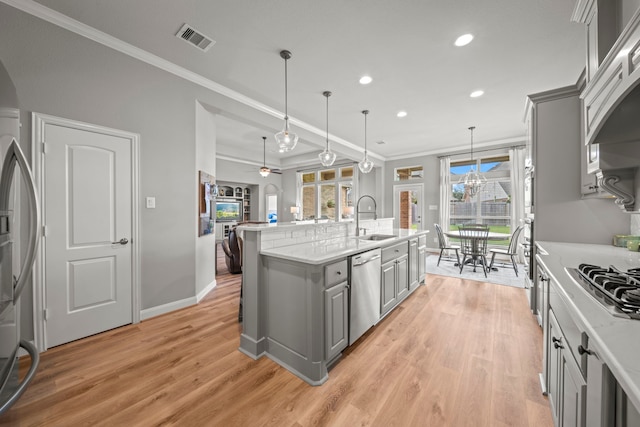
[443,229,511,270]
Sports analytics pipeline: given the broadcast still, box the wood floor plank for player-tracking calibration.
[1,268,552,427]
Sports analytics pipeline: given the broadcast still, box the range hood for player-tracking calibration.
[593,83,640,146]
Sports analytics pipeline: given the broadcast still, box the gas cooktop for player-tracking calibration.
[566,264,640,320]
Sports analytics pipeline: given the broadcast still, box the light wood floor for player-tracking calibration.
[1,250,552,426]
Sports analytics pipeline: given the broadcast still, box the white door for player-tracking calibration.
[42,119,134,348]
[393,184,424,230]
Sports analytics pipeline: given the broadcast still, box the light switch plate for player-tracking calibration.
[146,197,156,209]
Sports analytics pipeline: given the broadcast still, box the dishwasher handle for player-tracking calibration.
[352,253,381,266]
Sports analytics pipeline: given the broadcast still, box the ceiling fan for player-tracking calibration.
[251,136,282,176]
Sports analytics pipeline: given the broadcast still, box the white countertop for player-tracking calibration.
[536,241,640,410]
[260,229,429,265]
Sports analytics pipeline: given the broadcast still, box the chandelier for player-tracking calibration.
[458,126,486,198]
[274,50,298,153]
[318,91,337,167]
[358,110,374,174]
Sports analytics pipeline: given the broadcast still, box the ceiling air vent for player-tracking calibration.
[176,24,215,52]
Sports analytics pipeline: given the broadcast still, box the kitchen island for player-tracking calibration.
[536,241,640,426]
[237,220,429,385]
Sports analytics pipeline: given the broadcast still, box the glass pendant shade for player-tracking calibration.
[358,156,374,174]
[259,136,271,178]
[275,119,298,152]
[358,109,374,174]
[318,90,336,167]
[319,149,337,167]
[274,50,298,152]
[458,126,486,197]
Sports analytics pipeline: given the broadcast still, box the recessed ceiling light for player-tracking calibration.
[359,75,372,85]
[470,90,484,98]
[455,34,474,47]
[397,111,407,118]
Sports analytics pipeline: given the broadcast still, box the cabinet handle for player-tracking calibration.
[552,336,561,343]
[336,271,342,275]
[577,345,593,356]
[553,342,564,349]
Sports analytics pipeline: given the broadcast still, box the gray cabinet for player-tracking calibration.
[547,309,587,427]
[548,309,563,425]
[409,238,419,291]
[417,236,427,285]
[324,281,349,362]
[380,242,409,317]
[396,255,409,300]
[585,340,615,427]
[324,259,349,362]
[381,260,398,316]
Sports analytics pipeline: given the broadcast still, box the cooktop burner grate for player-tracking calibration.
[566,264,640,320]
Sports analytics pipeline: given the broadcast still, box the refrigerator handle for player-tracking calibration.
[0,139,41,300]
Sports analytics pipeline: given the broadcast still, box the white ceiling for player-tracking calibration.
[33,0,586,169]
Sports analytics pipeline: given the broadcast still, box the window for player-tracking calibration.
[394,166,423,181]
[299,166,354,221]
[449,155,511,245]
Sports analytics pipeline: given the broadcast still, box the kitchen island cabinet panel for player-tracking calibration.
[266,260,313,358]
[396,255,409,302]
[381,241,409,317]
[324,281,349,362]
[262,256,327,385]
[381,260,398,316]
[409,238,419,291]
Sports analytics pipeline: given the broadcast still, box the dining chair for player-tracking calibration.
[435,223,460,266]
[489,225,524,276]
[458,224,490,277]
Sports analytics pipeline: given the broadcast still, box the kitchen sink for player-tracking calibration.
[357,234,397,241]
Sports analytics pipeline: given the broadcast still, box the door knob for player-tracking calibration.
[112,238,129,245]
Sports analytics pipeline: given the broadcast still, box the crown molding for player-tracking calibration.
[384,135,525,162]
[0,0,379,160]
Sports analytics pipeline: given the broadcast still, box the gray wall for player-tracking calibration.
[0,5,273,336]
[195,102,217,297]
[534,93,629,244]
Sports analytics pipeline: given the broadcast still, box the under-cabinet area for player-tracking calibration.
[237,221,428,385]
[536,241,640,427]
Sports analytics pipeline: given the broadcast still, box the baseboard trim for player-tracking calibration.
[196,279,217,303]
[140,296,196,321]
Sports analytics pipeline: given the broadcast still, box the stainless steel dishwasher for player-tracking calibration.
[349,248,382,345]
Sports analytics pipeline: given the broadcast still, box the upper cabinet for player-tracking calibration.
[573,0,640,146]
[573,0,618,83]
[573,0,640,212]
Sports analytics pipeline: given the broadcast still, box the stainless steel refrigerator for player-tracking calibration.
[0,137,41,414]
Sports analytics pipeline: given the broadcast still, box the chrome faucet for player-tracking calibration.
[355,195,377,236]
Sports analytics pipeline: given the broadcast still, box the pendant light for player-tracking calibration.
[274,50,298,153]
[259,136,271,178]
[458,126,486,197]
[318,91,337,167]
[358,110,374,174]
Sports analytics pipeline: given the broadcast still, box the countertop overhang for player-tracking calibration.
[260,229,429,265]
